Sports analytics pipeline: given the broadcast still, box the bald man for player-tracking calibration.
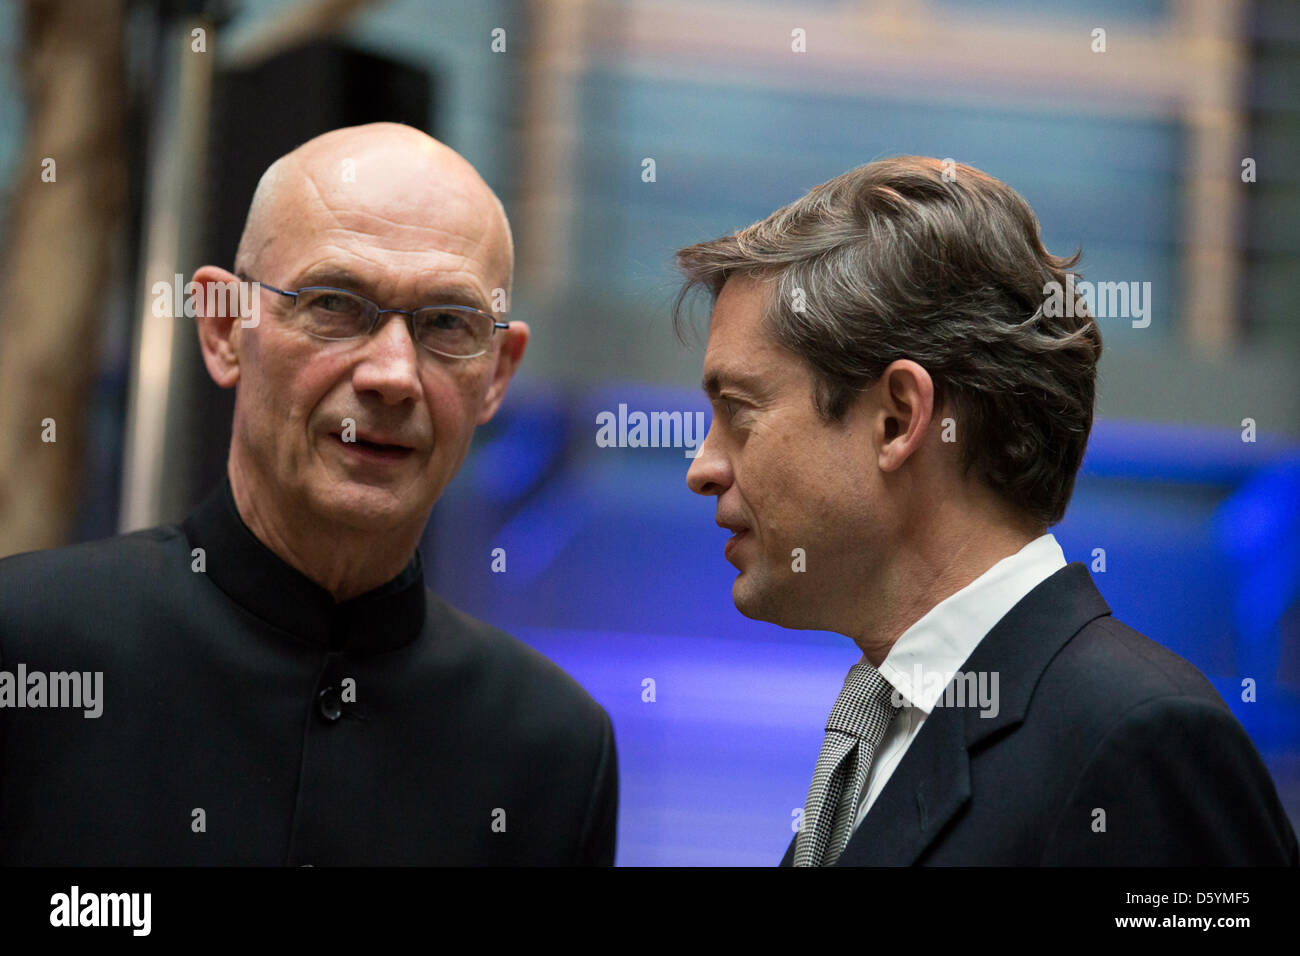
[0,124,618,865]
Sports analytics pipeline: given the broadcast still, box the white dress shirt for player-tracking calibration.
[851,533,1067,832]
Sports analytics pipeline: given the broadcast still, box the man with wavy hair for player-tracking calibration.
[677,157,1296,866]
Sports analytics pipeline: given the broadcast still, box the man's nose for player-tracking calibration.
[352,312,423,404]
[686,420,731,496]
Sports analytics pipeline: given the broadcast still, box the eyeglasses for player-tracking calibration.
[239,274,509,359]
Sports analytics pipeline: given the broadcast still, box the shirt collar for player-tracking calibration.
[181,478,427,654]
[876,534,1066,714]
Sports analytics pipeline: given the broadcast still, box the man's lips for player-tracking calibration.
[330,431,417,461]
[716,517,748,535]
[718,519,750,560]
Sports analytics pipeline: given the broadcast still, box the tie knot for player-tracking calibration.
[825,661,898,737]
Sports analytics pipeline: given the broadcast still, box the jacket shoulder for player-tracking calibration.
[1038,613,1228,721]
[1031,615,1295,864]
[422,591,610,728]
[0,526,184,580]
[1027,612,1231,779]
[1041,691,1297,864]
[0,526,187,651]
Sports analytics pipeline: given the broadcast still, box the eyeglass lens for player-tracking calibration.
[296,288,491,356]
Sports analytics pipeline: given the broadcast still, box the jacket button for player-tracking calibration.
[318,686,343,722]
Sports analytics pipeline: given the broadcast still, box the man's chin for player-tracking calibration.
[731,573,780,624]
[732,574,817,629]
[310,480,424,531]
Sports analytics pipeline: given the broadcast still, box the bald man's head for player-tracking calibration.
[233,123,513,297]
[192,121,530,600]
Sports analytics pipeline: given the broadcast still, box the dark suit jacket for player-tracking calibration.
[780,563,1297,866]
[0,480,617,865]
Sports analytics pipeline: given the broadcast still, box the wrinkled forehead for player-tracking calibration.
[260,140,512,287]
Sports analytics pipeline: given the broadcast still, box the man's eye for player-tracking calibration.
[314,293,357,313]
[428,310,471,332]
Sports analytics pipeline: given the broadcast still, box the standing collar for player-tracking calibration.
[181,478,427,654]
[875,533,1067,714]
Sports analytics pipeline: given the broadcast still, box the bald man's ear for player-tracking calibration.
[192,265,244,389]
[476,321,529,425]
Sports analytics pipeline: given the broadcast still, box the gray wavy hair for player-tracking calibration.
[673,156,1102,527]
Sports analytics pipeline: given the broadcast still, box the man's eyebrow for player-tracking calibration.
[290,266,490,311]
[702,369,767,398]
[292,265,372,292]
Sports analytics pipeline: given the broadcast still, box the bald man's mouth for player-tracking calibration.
[330,430,417,464]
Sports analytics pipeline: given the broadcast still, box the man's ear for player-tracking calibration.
[192,265,243,389]
[875,359,935,473]
[476,321,529,425]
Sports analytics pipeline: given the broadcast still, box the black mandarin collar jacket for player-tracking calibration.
[0,480,618,865]
[182,479,425,654]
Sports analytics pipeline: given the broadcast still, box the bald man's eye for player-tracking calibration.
[299,290,370,338]
[427,309,471,333]
[314,293,355,312]
[413,308,481,354]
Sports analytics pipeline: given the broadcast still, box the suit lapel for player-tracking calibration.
[786,563,1110,866]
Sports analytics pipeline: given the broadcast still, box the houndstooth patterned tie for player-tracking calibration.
[793,660,899,867]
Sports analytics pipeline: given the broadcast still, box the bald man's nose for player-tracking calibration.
[352,313,423,404]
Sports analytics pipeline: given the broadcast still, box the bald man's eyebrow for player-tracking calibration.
[293,265,373,293]
[290,265,491,312]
